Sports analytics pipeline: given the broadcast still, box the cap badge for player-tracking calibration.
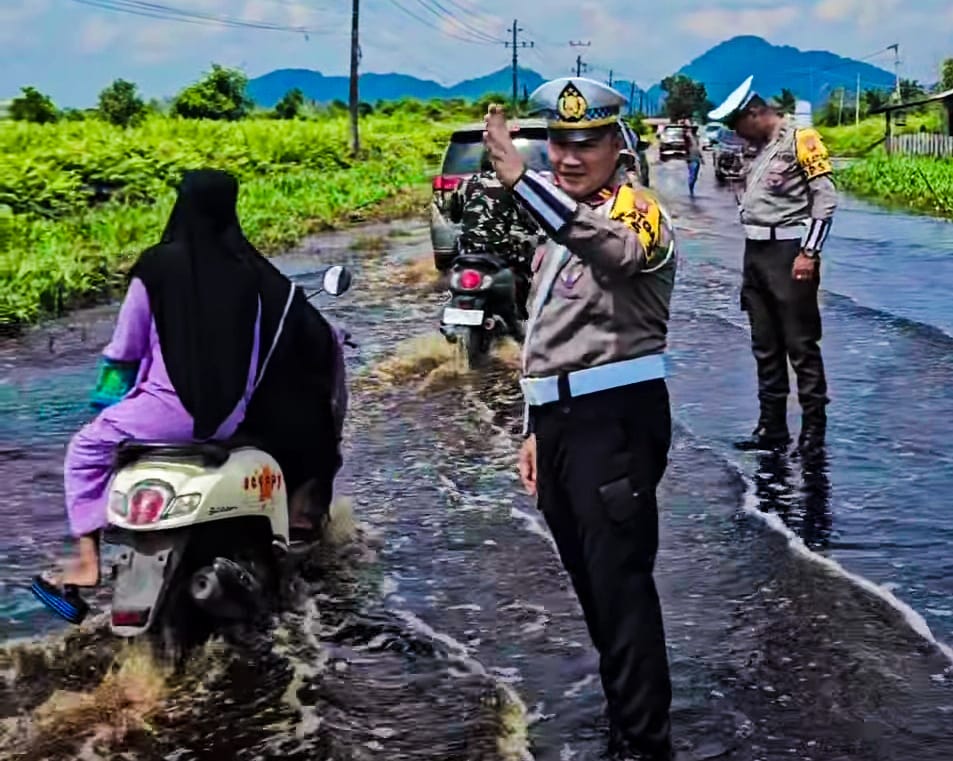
[557,82,588,121]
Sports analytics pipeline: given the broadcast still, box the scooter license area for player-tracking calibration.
[442,307,485,326]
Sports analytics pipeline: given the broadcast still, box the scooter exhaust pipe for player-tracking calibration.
[189,557,263,620]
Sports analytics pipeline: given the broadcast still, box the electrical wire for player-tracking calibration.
[414,0,501,42]
[379,0,498,45]
[68,0,338,34]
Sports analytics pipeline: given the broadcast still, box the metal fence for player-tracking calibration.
[888,133,953,158]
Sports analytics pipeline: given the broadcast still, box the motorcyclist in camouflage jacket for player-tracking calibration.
[448,153,544,322]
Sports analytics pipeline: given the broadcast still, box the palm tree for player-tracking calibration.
[774,88,797,115]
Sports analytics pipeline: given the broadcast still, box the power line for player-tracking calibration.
[413,0,501,42]
[68,0,337,34]
[380,0,498,44]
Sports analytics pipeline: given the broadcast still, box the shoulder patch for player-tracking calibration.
[795,128,833,180]
[609,185,661,254]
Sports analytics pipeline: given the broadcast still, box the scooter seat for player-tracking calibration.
[113,436,265,470]
[452,253,507,271]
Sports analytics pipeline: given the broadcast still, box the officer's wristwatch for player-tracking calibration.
[802,248,818,259]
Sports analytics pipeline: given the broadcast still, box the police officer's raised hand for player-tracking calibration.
[518,434,538,496]
[483,104,525,189]
[792,252,818,281]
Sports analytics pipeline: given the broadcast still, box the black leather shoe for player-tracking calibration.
[733,425,791,452]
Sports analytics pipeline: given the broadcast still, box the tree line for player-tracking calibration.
[4,64,517,127]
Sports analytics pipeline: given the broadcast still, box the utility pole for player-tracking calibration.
[629,81,635,116]
[504,20,534,108]
[837,87,845,125]
[569,40,590,77]
[855,72,861,124]
[889,43,901,101]
[348,0,360,156]
[608,70,613,87]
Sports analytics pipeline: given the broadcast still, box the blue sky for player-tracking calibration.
[2,0,951,108]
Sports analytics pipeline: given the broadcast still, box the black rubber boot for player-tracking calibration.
[733,402,791,452]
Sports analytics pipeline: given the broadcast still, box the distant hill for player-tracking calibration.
[645,36,897,112]
[249,37,898,114]
[248,66,545,107]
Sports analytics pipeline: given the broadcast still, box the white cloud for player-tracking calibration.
[0,0,51,45]
[813,0,901,27]
[76,17,121,55]
[677,7,798,39]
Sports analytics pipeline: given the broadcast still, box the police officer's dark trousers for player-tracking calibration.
[740,239,828,435]
[533,379,672,758]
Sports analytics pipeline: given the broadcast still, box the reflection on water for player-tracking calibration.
[753,450,833,551]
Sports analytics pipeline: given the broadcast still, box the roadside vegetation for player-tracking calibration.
[811,66,953,218]
[0,66,511,327]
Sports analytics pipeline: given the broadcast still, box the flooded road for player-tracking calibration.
[1,164,953,760]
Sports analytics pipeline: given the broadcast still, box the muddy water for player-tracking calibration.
[1,174,953,760]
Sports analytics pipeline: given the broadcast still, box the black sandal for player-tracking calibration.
[31,572,96,625]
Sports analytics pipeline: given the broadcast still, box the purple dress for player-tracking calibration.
[64,277,261,537]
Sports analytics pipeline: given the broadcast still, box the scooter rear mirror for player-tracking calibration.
[322,265,352,296]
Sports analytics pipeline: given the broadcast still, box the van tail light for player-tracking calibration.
[432,175,463,192]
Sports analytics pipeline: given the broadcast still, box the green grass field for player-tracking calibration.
[1,112,458,326]
[835,155,953,217]
[818,113,944,157]
[816,111,953,219]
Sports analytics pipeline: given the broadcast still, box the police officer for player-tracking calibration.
[483,78,678,761]
[447,151,543,325]
[708,76,837,453]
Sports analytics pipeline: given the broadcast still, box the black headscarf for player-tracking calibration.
[130,169,260,440]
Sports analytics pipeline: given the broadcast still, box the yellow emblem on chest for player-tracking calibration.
[557,82,589,121]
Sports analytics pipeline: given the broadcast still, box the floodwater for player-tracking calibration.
[1,161,952,760]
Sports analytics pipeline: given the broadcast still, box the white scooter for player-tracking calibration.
[103,265,352,649]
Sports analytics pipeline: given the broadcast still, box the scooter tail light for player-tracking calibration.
[127,480,174,525]
[458,269,482,290]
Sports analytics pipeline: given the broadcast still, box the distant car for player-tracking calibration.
[712,127,748,184]
[701,122,723,150]
[430,120,551,271]
[658,124,689,162]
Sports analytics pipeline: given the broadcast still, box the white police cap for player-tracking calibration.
[708,75,756,122]
[529,77,627,141]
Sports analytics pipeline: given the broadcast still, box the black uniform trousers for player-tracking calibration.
[740,239,829,427]
[533,379,672,758]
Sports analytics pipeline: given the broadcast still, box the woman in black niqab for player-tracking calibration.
[31,169,270,625]
[132,169,261,439]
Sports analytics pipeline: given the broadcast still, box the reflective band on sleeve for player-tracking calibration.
[803,218,831,252]
[513,170,578,237]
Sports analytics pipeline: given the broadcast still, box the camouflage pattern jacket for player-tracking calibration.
[448,170,543,270]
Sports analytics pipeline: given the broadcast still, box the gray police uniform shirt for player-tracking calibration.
[513,168,677,379]
[740,123,837,251]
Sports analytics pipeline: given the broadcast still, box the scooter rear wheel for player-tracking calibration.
[461,326,489,370]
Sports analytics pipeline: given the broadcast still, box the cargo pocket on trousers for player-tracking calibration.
[597,475,645,524]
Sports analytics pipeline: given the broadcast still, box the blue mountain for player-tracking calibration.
[248,66,544,107]
[644,35,897,111]
[248,37,898,112]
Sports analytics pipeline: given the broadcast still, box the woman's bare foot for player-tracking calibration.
[47,534,101,587]
[44,559,100,588]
